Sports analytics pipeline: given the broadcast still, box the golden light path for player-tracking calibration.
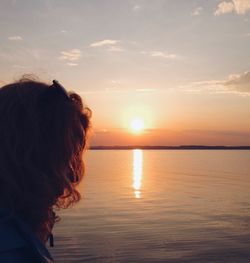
[133,149,143,198]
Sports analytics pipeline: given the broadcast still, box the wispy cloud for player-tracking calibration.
[0,80,6,87]
[182,71,250,95]
[215,0,250,15]
[107,46,125,52]
[151,51,180,59]
[233,0,250,14]
[90,39,120,47]
[8,36,23,41]
[181,80,225,94]
[66,62,78,66]
[191,7,203,16]
[225,71,250,92]
[141,51,181,60]
[214,1,235,15]
[59,49,81,62]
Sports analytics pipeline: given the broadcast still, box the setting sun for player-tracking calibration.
[130,118,145,133]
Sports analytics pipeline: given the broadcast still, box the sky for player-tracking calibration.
[0,0,250,146]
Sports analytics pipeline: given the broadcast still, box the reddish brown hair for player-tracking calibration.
[0,77,91,242]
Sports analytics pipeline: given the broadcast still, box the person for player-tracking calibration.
[0,77,91,262]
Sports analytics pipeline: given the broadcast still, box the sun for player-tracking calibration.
[130,118,145,133]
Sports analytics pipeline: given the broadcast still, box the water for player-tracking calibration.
[49,150,250,263]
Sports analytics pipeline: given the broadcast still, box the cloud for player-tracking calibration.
[182,71,250,95]
[191,7,203,16]
[90,39,120,47]
[151,51,179,59]
[0,80,6,87]
[66,62,78,66]
[225,71,250,92]
[90,39,125,52]
[214,1,235,15]
[142,51,181,60]
[215,0,250,15]
[8,36,23,41]
[107,46,124,52]
[181,80,225,94]
[233,0,250,14]
[59,49,81,61]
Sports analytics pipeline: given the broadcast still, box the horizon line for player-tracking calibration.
[89,145,250,150]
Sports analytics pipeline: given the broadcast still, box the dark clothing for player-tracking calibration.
[0,209,54,263]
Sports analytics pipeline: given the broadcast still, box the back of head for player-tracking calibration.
[0,77,91,242]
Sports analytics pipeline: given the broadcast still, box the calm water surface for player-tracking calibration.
[50,150,250,263]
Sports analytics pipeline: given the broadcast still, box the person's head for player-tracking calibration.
[0,76,91,242]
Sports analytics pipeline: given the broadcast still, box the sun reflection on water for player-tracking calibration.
[133,149,143,198]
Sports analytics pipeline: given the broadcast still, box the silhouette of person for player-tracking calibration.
[0,77,91,262]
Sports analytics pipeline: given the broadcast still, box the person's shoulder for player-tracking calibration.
[0,216,39,262]
[0,210,54,263]
[0,214,27,252]
[0,246,40,263]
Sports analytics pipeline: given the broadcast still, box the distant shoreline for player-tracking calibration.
[90,145,250,150]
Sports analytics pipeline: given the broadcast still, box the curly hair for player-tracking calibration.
[0,77,91,242]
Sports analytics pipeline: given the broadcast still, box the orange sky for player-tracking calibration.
[1,0,250,145]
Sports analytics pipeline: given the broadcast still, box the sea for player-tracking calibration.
[49,150,250,263]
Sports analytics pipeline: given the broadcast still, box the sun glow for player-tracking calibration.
[130,118,145,133]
